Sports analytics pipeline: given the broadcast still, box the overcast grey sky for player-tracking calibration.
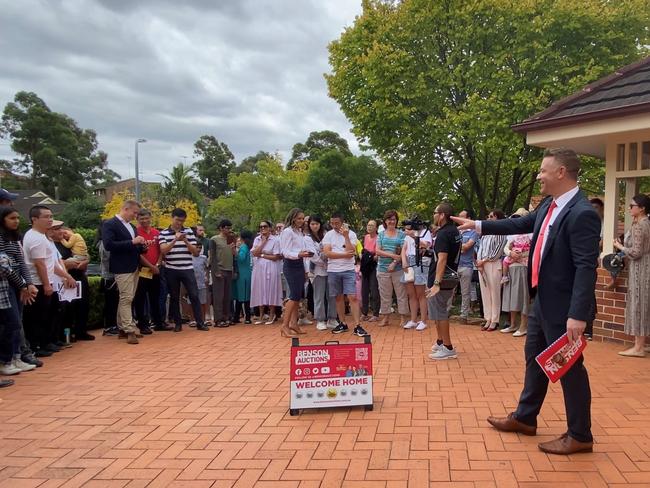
[0,0,362,182]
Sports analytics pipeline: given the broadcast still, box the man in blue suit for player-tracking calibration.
[102,200,146,345]
[453,148,600,455]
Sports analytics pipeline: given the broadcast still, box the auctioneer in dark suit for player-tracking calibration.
[102,216,146,335]
[102,216,143,274]
[482,188,600,444]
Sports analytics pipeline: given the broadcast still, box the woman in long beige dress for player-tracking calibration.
[615,194,650,358]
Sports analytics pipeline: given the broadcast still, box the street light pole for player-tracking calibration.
[134,138,147,202]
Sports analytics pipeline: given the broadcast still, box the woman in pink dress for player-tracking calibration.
[250,220,283,324]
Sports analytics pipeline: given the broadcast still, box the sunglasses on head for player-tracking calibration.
[259,224,269,229]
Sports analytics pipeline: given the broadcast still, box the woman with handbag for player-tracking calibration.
[615,194,650,358]
[401,222,432,331]
[375,210,409,327]
[360,220,380,322]
[305,215,338,330]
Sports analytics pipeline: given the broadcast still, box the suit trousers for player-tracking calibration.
[479,260,502,323]
[114,271,139,334]
[514,298,592,443]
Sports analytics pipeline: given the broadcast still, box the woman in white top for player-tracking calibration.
[279,208,312,337]
[305,215,337,330]
[401,222,432,330]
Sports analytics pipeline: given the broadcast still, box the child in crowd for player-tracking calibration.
[501,233,531,284]
[61,229,89,262]
[192,253,210,325]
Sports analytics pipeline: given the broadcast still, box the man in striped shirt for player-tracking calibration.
[159,208,209,332]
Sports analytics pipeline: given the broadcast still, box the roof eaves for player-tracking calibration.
[512,101,650,133]
[514,55,650,129]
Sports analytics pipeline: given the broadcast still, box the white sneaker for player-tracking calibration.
[327,319,338,329]
[12,358,36,372]
[0,362,21,375]
[428,346,458,360]
[431,342,443,353]
[298,318,312,326]
[316,321,328,331]
[512,330,527,337]
[403,320,417,329]
[415,321,427,331]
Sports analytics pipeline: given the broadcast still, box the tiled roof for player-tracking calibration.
[514,55,650,132]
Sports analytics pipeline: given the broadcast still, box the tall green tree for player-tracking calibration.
[58,196,104,229]
[208,154,304,229]
[192,135,235,198]
[327,0,649,217]
[233,150,273,175]
[298,150,396,227]
[1,91,117,200]
[288,130,353,169]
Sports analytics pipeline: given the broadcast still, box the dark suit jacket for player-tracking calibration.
[102,216,143,274]
[482,189,600,324]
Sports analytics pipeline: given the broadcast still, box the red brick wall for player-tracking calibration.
[593,267,633,345]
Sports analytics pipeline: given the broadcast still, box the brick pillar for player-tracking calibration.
[593,267,633,345]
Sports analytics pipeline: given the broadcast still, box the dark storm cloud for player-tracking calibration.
[0,0,361,181]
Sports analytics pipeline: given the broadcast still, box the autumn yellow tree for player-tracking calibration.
[102,191,200,228]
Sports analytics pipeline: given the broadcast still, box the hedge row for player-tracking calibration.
[88,276,105,329]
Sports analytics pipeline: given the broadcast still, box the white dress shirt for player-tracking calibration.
[280,226,305,260]
[116,214,135,239]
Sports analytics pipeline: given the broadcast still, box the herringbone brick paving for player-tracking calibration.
[1,319,649,487]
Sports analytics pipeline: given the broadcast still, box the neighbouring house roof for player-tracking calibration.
[11,189,67,218]
[513,55,650,133]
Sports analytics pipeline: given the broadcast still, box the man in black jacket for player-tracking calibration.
[453,148,600,455]
[102,200,145,344]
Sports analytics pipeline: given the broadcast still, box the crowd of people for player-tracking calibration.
[1,173,649,391]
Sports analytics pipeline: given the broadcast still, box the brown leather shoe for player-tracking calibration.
[487,413,536,436]
[126,333,139,345]
[538,433,593,455]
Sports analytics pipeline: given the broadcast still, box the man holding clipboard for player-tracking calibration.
[452,148,600,455]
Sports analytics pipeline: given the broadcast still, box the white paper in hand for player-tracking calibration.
[57,281,82,302]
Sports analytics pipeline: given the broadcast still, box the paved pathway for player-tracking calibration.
[1,319,649,487]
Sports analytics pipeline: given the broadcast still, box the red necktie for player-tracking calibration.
[531,201,557,288]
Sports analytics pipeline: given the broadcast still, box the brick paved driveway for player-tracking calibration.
[1,319,649,487]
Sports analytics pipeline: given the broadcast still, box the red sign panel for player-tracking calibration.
[290,342,373,409]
